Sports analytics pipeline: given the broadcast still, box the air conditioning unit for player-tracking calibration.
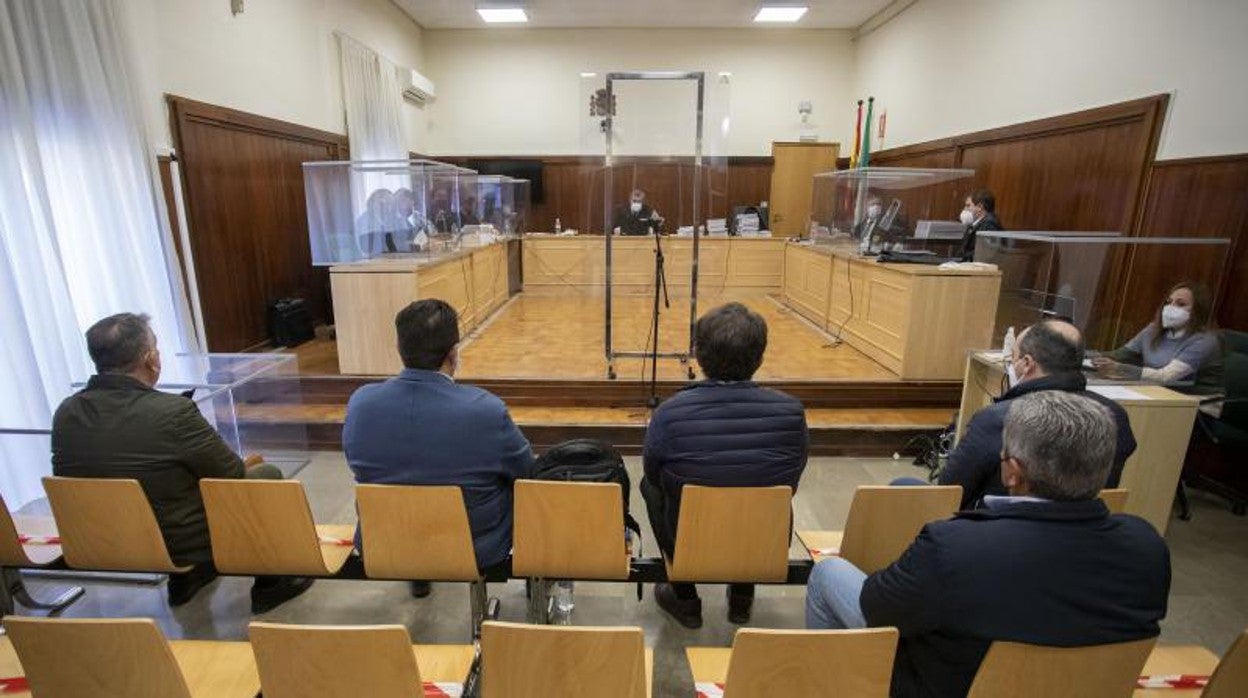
[399,67,436,104]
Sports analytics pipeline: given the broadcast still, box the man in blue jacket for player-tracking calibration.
[940,319,1136,510]
[343,299,534,596]
[806,391,1170,698]
[641,302,809,628]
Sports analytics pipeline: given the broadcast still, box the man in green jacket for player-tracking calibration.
[51,313,313,612]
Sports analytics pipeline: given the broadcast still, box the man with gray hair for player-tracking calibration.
[806,391,1169,698]
[51,313,314,612]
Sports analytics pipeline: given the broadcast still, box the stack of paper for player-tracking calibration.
[706,218,729,236]
[735,212,761,236]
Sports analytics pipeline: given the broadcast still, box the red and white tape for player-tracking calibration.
[317,535,354,547]
[694,682,725,698]
[16,535,59,546]
[1135,674,1209,689]
[0,676,30,694]
[422,681,463,697]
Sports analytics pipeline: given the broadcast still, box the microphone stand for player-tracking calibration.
[646,217,668,409]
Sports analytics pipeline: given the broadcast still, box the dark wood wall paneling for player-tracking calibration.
[1135,154,1248,332]
[439,156,774,234]
[168,96,347,352]
[868,95,1182,345]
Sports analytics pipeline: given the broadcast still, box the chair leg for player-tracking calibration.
[2,568,85,614]
[525,578,551,625]
[1176,481,1192,522]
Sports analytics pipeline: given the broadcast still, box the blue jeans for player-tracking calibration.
[805,556,868,630]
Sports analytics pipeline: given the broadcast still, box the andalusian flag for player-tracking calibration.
[860,97,875,168]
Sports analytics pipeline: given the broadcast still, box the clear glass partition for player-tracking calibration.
[303,159,476,265]
[811,167,975,252]
[461,175,531,238]
[975,232,1233,348]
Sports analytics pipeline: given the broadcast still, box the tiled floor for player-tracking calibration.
[22,453,1248,697]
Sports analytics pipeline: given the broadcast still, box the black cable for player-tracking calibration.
[829,255,855,343]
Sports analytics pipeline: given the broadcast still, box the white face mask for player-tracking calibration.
[867,204,882,218]
[630,201,642,213]
[959,209,975,226]
[1161,304,1191,330]
[1006,361,1020,388]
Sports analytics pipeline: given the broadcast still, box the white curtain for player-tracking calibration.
[339,35,406,161]
[0,0,195,507]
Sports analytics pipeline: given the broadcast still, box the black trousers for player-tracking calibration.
[638,476,754,602]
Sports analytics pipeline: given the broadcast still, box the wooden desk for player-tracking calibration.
[521,235,787,294]
[330,240,512,375]
[957,352,1199,534]
[781,242,1001,380]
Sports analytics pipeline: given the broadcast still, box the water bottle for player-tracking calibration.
[553,580,574,624]
[554,217,562,234]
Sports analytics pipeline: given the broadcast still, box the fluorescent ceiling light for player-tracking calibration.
[477,7,527,23]
[754,6,808,23]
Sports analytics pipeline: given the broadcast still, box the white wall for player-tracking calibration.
[853,0,1248,159]
[120,0,428,153]
[422,29,855,156]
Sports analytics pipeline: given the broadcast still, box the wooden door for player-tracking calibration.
[769,142,839,237]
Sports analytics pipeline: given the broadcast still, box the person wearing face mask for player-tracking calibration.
[854,197,885,240]
[956,189,1004,262]
[52,313,315,611]
[1092,281,1224,393]
[614,188,662,235]
[937,319,1135,510]
[343,299,534,598]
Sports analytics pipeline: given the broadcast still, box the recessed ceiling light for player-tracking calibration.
[477,7,527,23]
[754,6,808,23]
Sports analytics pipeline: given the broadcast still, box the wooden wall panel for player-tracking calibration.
[441,156,773,234]
[168,96,347,352]
[1134,154,1248,332]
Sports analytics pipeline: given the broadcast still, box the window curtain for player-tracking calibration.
[0,0,196,507]
[339,34,406,161]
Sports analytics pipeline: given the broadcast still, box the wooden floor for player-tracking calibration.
[292,290,898,382]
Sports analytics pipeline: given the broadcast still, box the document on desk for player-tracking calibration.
[1087,385,1151,401]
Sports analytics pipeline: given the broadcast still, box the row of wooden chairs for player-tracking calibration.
[2,615,1245,697]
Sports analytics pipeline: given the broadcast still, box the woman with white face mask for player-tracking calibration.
[1092,281,1224,392]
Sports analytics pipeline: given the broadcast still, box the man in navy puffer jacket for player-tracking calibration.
[640,302,809,628]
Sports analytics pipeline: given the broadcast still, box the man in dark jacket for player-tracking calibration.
[51,313,313,611]
[806,390,1169,698]
[940,319,1136,510]
[343,299,533,596]
[641,302,809,628]
[613,189,662,235]
[957,188,1004,261]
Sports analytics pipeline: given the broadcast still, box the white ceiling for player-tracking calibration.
[394,0,896,30]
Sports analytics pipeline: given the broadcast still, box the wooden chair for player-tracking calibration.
[355,484,498,637]
[512,480,631,623]
[3,616,259,697]
[967,637,1157,697]
[686,628,899,697]
[667,485,793,584]
[249,622,474,698]
[797,485,961,574]
[1140,630,1248,697]
[0,494,82,615]
[480,621,651,698]
[42,477,190,573]
[199,479,355,577]
[1100,488,1130,514]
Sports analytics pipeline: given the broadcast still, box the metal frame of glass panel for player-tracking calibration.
[602,71,705,380]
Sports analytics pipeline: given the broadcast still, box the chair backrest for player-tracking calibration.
[4,616,192,698]
[199,479,327,575]
[250,622,423,698]
[967,637,1157,698]
[1098,488,1129,514]
[839,486,962,574]
[480,621,646,698]
[723,628,898,698]
[356,484,480,581]
[1205,629,1248,698]
[669,485,792,583]
[0,494,31,567]
[513,480,629,580]
[41,476,183,572]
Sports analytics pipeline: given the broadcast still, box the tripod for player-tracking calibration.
[645,224,670,408]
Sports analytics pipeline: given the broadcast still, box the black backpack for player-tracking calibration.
[532,438,643,549]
